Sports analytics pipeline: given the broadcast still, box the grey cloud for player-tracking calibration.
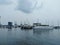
[17,0,43,13]
[0,0,12,4]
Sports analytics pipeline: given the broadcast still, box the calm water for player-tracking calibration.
[0,28,60,45]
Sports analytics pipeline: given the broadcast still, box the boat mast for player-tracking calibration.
[57,20,59,26]
[0,16,1,26]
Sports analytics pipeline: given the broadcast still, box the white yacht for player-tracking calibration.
[33,23,53,30]
[33,26,53,30]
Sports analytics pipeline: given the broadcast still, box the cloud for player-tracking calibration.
[0,0,12,5]
[16,0,43,13]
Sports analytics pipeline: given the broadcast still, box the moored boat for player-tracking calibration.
[33,26,53,30]
[21,24,33,29]
[33,23,53,30]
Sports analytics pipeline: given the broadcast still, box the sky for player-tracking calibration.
[0,0,60,26]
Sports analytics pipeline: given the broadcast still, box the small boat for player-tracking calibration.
[54,26,60,29]
[54,21,60,29]
[21,24,33,29]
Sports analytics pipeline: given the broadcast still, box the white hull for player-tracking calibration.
[33,26,53,30]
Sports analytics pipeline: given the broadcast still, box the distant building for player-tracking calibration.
[8,22,13,26]
[8,22,13,29]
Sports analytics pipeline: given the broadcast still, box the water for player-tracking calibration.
[0,28,60,45]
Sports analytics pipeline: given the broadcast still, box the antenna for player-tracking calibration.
[57,20,59,26]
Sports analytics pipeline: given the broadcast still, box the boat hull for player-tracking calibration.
[33,26,53,30]
[21,26,33,29]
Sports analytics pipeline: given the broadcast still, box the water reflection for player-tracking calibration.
[8,29,12,31]
[33,29,53,35]
[7,28,21,45]
[0,28,60,45]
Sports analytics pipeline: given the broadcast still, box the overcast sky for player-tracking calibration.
[0,0,60,26]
